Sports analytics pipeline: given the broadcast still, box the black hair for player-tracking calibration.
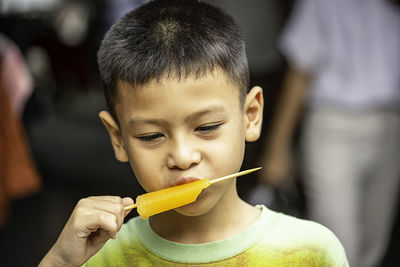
[97,0,249,120]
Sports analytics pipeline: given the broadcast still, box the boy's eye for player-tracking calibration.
[137,133,164,142]
[195,123,222,133]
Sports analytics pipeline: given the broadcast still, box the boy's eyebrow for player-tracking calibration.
[129,105,227,127]
[129,118,168,127]
[184,105,227,123]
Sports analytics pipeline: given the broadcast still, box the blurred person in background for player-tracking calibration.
[0,33,41,228]
[258,0,400,266]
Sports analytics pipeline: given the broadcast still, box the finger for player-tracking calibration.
[122,197,135,218]
[86,196,123,204]
[79,197,125,219]
[77,197,129,233]
[90,228,113,247]
[82,211,119,239]
[88,199,124,215]
[71,204,119,240]
[122,197,134,206]
[91,201,126,230]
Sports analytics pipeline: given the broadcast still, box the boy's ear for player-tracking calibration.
[98,111,129,162]
[244,86,264,142]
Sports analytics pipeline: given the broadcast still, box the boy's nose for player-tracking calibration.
[167,138,201,170]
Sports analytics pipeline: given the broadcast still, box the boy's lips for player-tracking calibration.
[170,177,202,187]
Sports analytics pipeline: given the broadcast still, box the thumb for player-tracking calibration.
[122,197,135,217]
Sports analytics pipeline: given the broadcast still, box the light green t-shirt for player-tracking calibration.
[84,205,349,266]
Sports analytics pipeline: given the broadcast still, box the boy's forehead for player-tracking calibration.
[114,69,242,119]
[116,68,239,98]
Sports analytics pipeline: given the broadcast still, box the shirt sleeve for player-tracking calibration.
[279,0,326,72]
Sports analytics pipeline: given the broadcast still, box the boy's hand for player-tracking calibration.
[39,196,134,267]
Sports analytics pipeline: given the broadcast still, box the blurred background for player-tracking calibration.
[0,0,399,266]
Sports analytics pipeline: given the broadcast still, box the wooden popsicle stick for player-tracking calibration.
[123,167,262,211]
[209,167,262,184]
[124,203,137,211]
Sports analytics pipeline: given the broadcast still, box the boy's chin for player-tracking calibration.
[174,200,214,217]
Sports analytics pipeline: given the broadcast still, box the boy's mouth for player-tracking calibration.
[170,177,202,187]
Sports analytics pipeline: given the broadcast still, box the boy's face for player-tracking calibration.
[100,69,263,217]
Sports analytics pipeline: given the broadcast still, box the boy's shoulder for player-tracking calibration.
[260,206,349,266]
[267,207,340,244]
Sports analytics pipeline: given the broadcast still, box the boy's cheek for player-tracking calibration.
[126,150,165,190]
[205,139,244,170]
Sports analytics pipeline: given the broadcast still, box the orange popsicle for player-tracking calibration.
[124,167,261,219]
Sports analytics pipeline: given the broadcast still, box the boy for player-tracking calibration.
[39,0,349,266]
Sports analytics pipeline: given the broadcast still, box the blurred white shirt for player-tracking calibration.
[280,0,400,110]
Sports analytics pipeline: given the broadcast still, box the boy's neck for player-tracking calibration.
[148,183,261,244]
